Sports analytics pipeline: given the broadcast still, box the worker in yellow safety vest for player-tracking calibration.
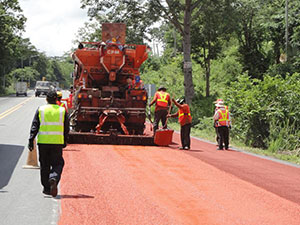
[168,97,192,150]
[213,101,231,150]
[28,90,69,197]
[149,85,171,133]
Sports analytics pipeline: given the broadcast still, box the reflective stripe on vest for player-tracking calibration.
[38,104,65,144]
[217,109,229,126]
[156,92,169,107]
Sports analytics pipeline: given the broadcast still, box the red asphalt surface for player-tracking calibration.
[59,126,300,225]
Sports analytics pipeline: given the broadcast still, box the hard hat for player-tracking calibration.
[214,98,224,104]
[57,91,62,98]
[158,85,167,91]
[177,98,185,104]
[47,90,57,100]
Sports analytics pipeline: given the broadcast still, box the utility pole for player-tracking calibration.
[285,0,289,61]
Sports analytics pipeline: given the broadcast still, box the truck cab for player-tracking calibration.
[34,81,52,97]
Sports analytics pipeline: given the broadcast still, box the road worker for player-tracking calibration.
[132,76,144,89]
[213,101,231,150]
[66,86,73,110]
[149,85,171,133]
[213,99,224,144]
[28,90,69,197]
[167,98,192,150]
[57,91,68,112]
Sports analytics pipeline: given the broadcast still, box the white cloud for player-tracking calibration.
[19,0,89,56]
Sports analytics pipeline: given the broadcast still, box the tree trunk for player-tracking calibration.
[205,39,211,97]
[182,2,194,105]
[205,58,210,97]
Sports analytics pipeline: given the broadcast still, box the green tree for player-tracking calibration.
[7,67,39,87]
[0,0,26,92]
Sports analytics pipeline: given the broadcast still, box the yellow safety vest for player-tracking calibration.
[38,104,65,144]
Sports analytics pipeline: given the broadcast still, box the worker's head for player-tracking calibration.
[215,102,224,108]
[57,91,62,100]
[46,90,57,104]
[158,85,167,92]
[135,76,141,83]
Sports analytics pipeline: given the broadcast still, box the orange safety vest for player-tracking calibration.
[217,109,229,127]
[57,101,68,112]
[67,94,73,109]
[178,104,192,126]
[155,91,170,108]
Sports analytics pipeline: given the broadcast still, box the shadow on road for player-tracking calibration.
[0,144,24,189]
[57,194,94,199]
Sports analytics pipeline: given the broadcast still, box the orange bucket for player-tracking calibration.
[154,129,174,146]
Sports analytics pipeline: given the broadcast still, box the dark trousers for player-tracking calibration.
[38,144,64,191]
[215,127,219,144]
[181,123,191,148]
[153,109,168,133]
[216,126,229,149]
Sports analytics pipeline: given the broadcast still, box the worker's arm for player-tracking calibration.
[29,109,40,141]
[28,109,40,150]
[167,111,179,118]
[149,94,157,107]
[63,111,70,146]
[213,110,219,122]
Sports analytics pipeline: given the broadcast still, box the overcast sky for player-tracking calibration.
[19,0,89,57]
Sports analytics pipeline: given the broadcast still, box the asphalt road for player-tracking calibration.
[1,91,300,225]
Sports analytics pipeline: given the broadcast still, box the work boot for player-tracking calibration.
[179,147,184,150]
[49,178,58,197]
[217,148,223,150]
[184,146,189,150]
[42,189,51,196]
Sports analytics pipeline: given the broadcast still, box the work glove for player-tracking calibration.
[28,140,34,151]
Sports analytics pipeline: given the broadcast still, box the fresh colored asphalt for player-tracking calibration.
[58,129,300,225]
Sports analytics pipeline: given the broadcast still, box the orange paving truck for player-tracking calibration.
[68,23,154,145]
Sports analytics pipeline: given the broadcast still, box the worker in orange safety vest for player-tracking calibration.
[213,98,229,145]
[132,76,144,89]
[213,101,231,150]
[149,85,171,133]
[168,98,192,150]
[56,91,68,113]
